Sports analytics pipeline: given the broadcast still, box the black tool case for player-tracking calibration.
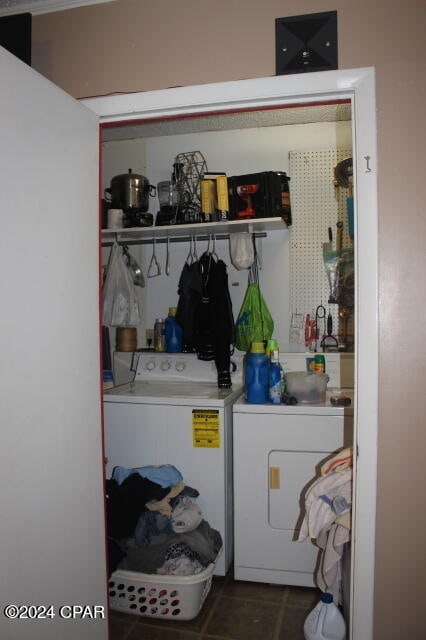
[227,171,292,226]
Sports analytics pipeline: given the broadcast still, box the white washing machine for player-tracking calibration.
[103,351,243,576]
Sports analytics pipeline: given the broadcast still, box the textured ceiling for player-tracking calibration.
[0,0,112,16]
[102,102,352,142]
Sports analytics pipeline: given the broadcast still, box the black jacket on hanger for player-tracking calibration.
[194,252,235,388]
[176,251,235,387]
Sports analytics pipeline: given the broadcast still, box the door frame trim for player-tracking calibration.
[83,67,378,640]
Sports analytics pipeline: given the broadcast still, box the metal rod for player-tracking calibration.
[102,232,267,247]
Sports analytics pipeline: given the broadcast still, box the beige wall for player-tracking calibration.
[32,1,426,638]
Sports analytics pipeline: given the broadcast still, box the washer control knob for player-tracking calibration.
[160,359,171,371]
[145,360,156,371]
[175,360,186,372]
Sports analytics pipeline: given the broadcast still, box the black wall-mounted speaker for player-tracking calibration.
[276,11,337,76]
[0,12,32,66]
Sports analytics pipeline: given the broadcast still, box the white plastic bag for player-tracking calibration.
[229,232,255,270]
[102,242,141,326]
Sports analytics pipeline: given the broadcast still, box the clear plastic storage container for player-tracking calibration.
[284,371,329,404]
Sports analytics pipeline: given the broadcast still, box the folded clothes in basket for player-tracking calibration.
[107,474,170,539]
[133,494,203,549]
[112,464,183,488]
[106,464,217,579]
[119,519,222,575]
[171,496,202,533]
[157,556,204,576]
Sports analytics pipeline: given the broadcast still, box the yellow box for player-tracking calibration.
[216,175,229,219]
[200,179,214,221]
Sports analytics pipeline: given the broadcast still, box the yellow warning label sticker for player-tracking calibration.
[192,409,220,448]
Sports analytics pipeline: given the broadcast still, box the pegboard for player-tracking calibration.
[289,149,352,344]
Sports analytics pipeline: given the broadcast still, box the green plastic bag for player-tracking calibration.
[235,282,274,352]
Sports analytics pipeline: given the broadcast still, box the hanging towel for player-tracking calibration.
[321,447,353,476]
[298,467,352,542]
[316,522,350,603]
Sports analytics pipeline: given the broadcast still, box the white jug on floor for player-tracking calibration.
[304,592,346,640]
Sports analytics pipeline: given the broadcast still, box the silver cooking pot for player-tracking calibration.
[106,168,156,212]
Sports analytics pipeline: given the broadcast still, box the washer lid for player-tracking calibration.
[104,380,244,407]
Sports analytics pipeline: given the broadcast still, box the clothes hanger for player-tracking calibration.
[147,238,161,277]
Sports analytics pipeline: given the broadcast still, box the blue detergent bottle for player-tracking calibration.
[245,342,270,404]
[165,307,183,353]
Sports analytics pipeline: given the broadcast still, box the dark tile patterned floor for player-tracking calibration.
[109,568,320,640]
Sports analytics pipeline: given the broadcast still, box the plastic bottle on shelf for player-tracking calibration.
[154,318,166,352]
[245,342,270,404]
[165,307,183,353]
[315,353,326,374]
[265,338,279,358]
[103,369,114,391]
[303,593,346,640]
[269,349,282,404]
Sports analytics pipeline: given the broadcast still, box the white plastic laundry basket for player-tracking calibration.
[108,562,215,621]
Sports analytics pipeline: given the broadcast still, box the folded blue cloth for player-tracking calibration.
[112,464,183,488]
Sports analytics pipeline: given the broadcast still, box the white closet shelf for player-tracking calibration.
[101,217,287,245]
